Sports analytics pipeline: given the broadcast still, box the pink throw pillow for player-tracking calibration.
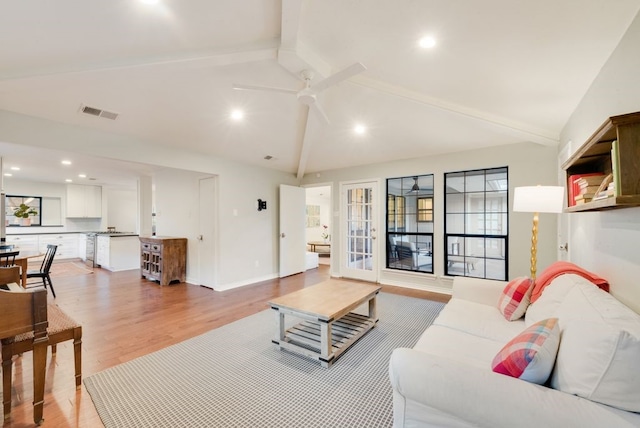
[498,277,533,321]
[492,318,560,384]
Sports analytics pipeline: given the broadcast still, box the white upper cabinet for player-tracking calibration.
[66,184,102,218]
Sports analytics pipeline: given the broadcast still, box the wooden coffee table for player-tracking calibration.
[269,280,381,367]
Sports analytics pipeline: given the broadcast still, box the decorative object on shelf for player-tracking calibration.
[13,203,38,226]
[321,224,330,243]
[513,186,564,280]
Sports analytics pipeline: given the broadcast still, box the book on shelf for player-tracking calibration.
[611,140,622,196]
[576,183,601,193]
[567,172,604,206]
[575,175,607,186]
[574,193,596,202]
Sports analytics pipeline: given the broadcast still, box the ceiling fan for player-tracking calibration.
[232,62,367,125]
[406,177,421,194]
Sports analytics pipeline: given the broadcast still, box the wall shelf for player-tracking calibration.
[563,111,640,213]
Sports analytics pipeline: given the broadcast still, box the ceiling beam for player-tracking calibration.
[350,75,560,146]
[295,105,312,180]
[0,40,279,82]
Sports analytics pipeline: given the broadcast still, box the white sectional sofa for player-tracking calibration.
[389,274,640,427]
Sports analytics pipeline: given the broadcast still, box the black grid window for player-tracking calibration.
[386,175,434,274]
[444,167,508,280]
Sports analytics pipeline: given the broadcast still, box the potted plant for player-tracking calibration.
[13,203,38,226]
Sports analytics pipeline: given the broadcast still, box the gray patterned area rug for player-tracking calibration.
[84,292,444,428]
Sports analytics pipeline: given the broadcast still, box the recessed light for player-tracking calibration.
[10,166,20,171]
[65,179,73,183]
[354,124,366,135]
[140,0,159,4]
[3,173,12,177]
[231,109,244,121]
[78,174,87,178]
[61,160,72,165]
[418,36,436,49]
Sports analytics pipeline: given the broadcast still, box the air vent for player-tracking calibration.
[80,104,119,120]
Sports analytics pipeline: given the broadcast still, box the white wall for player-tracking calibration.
[105,187,137,232]
[560,11,640,313]
[302,142,558,294]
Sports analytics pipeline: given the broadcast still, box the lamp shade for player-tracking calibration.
[513,186,564,213]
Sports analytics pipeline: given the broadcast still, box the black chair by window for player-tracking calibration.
[0,245,18,267]
[27,244,57,298]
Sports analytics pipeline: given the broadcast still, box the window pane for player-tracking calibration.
[486,169,508,191]
[446,173,464,193]
[446,193,464,213]
[486,192,507,211]
[465,237,485,257]
[465,171,485,192]
[417,222,434,233]
[446,213,465,234]
[466,212,485,234]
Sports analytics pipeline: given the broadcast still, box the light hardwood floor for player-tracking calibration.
[2,264,449,427]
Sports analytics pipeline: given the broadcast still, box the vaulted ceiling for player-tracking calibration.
[1,0,639,185]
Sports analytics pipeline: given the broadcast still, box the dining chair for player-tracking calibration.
[26,244,57,298]
[0,249,18,268]
[0,266,48,425]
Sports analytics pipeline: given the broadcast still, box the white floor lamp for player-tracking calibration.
[513,186,564,280]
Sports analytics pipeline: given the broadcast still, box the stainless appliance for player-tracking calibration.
[85,233,97,267]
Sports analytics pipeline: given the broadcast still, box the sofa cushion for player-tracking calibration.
[433,298,525,344]
[491,318,560,384]
[524,274,589,327]
[550,283,640,412]
[413,325,506,370]
[497,277,533,321]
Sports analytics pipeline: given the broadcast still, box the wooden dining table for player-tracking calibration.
[0,249,44,287]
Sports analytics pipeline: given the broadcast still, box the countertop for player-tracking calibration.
[6,231,138,237]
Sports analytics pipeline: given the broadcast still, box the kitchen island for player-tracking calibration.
[96,234,140,272]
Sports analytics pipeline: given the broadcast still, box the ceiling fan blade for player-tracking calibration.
[232,83,297,95]
[310,101,330,126]
[312,62,367,92]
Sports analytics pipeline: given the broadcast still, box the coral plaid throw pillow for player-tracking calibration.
[498,277,533,321]
[492,318,560,384]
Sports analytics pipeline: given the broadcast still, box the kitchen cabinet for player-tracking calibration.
[139,236,187,286]
[96,235,110,268]
[5,234,39,252]
[563,111,640,212]
[66,184,102,218]
[38,233,79,259]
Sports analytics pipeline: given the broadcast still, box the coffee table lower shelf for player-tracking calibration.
[272,311,377,368]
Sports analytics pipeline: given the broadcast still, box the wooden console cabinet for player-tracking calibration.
[139,236,187,285]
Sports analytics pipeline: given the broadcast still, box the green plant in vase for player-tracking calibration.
[13,203,38,226]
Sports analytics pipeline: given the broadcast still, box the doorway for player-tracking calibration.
[305,185,332,269]
[340,180,379,282]
[198,176,217,289]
